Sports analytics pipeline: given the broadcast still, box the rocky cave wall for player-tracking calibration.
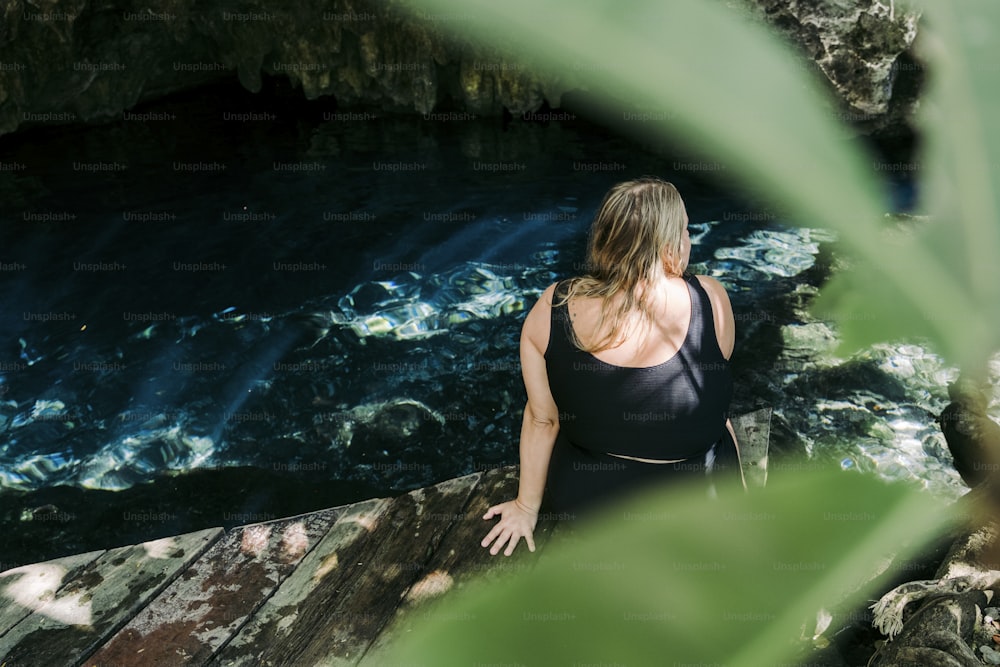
[0,0,922,138]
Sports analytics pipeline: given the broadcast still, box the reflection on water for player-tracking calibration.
[706,226,994,500]
[711,227,837,278]
[778,330,974,499]
[2,209,990,501]
[0,91,994,554]
[334,261,549,340]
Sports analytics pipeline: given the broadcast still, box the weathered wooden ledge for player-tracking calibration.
[0,465,547,667]
[0,409,771,667]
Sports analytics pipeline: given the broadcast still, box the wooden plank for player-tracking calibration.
[0,528,222,667]
[369,439,788,664]
[358,412,774,663]
[359,464,565,666]
[732,407,772,489]
[411,464,564,584]
[85,508,342,667]
[213,474,480,667]
[0,550,106,640]
[207,497,392,666]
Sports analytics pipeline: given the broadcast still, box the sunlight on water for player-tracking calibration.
[776,326,978,500]
[334,264,539,341]
[0,212,991,501]
[0,259,551,491]
[75,424,215,491]
[712,227,837,279]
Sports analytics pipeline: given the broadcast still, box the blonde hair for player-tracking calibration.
[556,177,688,353]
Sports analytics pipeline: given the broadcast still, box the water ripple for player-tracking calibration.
[711,227,835,279]
[1,217,991,502]
[326,262,547,342]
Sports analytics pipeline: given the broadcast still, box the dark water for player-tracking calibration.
[0,80,982,567]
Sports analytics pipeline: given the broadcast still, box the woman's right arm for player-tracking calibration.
[481,284,561,556]
[697,275,747,490]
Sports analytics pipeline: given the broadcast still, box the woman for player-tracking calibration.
[481,176,744,557]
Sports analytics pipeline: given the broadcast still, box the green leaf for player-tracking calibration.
[814,0,1000,369]
[402,0,885,232]
[384,468,949,665]
[376,0,994,663]
[400,0,1000,367]
[918,0,1000,306]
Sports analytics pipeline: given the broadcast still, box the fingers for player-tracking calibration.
[480,523,503,548]
[504,534,520,557]
[487,525,529,556]
[489,529,510,556]
[492,537,509,556]
[480,501,537,556]
[486,523,517,556]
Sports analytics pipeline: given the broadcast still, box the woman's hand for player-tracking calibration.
[481,498,539,556]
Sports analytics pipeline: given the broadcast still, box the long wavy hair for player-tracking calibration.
[556,177,688,353]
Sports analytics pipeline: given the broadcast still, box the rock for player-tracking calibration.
[736,0,923,137]
[0,0,558,136]
[982,645,1000,665]
[869,485,1000,665]
[939,374,1000,489]
[871,590,988,667]
[0,0,922,138]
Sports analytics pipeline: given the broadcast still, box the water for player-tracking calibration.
[0,82,993,565]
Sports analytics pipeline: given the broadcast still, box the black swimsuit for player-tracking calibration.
[541,273,741,515]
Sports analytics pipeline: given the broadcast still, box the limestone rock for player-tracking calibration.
[739,0,923,135]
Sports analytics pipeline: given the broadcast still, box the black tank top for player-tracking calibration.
[544,273,733,460]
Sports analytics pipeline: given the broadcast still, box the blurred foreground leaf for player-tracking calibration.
[380,0,995,663]
[385,469,949,666]
[402,0,885,230]
[402,0,1000,368]
[814,0,1000,370]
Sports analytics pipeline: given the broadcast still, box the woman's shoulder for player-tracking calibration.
[521,281,560,353]
[538,278,580,308]
[691,272,728,295]
[525,281,564,324]
[691,273,732,308]
[540,280,562,304]
[689,272,735,358]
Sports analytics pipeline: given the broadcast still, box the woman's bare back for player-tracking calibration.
[564,275,693,369]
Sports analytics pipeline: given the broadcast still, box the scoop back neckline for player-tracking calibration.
[570,275,695,371]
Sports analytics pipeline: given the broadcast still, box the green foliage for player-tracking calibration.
[383,0,998,663]
[385,469,949,666]
[400,0,999,370]
[814,0,1000,371]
